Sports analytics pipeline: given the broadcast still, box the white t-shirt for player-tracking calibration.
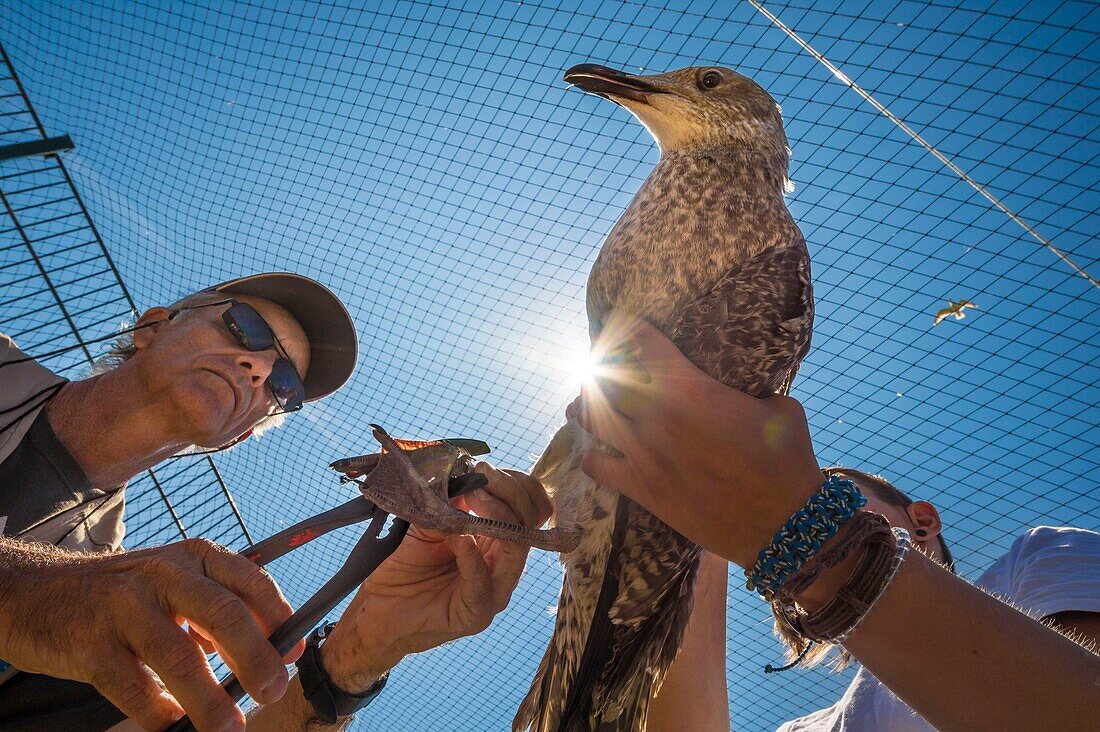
[777,526,1100,732]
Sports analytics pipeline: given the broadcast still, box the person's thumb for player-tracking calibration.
[580,449,639,501]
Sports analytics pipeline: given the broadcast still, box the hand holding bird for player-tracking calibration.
[321,464,553,694]
[573,314,825,570]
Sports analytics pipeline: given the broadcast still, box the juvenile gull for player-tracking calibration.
[515,63,814,731]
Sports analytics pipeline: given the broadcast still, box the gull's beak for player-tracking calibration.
[563,63,664,105]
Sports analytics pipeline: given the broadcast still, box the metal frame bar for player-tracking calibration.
[0,42,253,547]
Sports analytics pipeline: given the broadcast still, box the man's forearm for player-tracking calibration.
[246,673,329,731]
[0,535,96,567]
[0,537,91,667]
[246,637,397,731]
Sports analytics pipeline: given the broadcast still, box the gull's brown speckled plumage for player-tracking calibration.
[515,64,814,732]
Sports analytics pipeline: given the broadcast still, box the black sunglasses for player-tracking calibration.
[0,297,308,439]
[174,299,306,413]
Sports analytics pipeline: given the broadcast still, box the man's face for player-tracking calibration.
[132,295,311,448]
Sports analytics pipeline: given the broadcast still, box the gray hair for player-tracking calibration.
[90,290,286,442]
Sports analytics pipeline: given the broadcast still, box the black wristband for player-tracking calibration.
[296,622,388,724]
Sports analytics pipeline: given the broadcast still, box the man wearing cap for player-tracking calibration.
[0,273,551,731]
[0,273,358,556]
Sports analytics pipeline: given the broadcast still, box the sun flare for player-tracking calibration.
[565,346,601,386]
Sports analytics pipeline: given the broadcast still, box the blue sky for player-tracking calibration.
[1,1,1097,729]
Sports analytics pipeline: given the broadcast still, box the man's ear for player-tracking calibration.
[907,500,943,542]
[132,307,173,351]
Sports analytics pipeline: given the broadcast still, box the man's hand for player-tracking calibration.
[0,537,300,731]
[319,463,552,692]
[574,312,826,569]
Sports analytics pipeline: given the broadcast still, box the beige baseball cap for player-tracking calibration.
[205,272,357,402]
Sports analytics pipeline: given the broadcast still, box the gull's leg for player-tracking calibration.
[459,513,581,553]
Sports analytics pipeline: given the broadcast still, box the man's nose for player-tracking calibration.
[235,350,276,387]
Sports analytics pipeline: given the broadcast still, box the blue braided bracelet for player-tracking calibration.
[746,475,866,598]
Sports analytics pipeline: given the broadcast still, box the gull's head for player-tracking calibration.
[563,63,788,159]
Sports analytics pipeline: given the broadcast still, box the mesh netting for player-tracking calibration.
[1,1,1097,729]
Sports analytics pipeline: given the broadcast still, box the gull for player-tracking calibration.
[516,63,814,731]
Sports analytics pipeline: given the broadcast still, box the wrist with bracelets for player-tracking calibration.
[747,474,914,668]
[746,475,866,600]
[776,522,911,643]
[778,509,889,599]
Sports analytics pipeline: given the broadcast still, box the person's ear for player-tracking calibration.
[132,307,173,351]
[907,500,942,542]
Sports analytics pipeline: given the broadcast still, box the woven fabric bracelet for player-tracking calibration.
[772,518,893,641]
[773,521,892,642]
[787,526,911,643]
[746,475,866,598]
[777,510,890,600]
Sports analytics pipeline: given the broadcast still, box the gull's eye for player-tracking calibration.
[701,70,722,89]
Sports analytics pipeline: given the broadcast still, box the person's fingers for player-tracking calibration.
[163,579,286,705]
[580,450,633,497]
[614,313,692,374]
[89,650,182,732]
[159,567,288,704]
[481,464,552,528]
[498,470,542,526]
[131,616,244,731]
[445,535,494,631]
[603,313,724,409]
[594,309,644,356]
[591,371,649,420]
[186,623,217,655]
[579,381,632,450]
[487,544,527,612]
[464,466,539,608]
[503,468,553,525]
[590,337,652,420]
[407,523,448,544]
[192,539,300,666]
[573,392,592,433]
[465,488,519,528]
[565,395,581,422]
[191,541,294,637]
[470,464,530,525]
[449,526,524,621]
[477,501,533,611]
[188,618,301,670]
[282,636,307,666]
